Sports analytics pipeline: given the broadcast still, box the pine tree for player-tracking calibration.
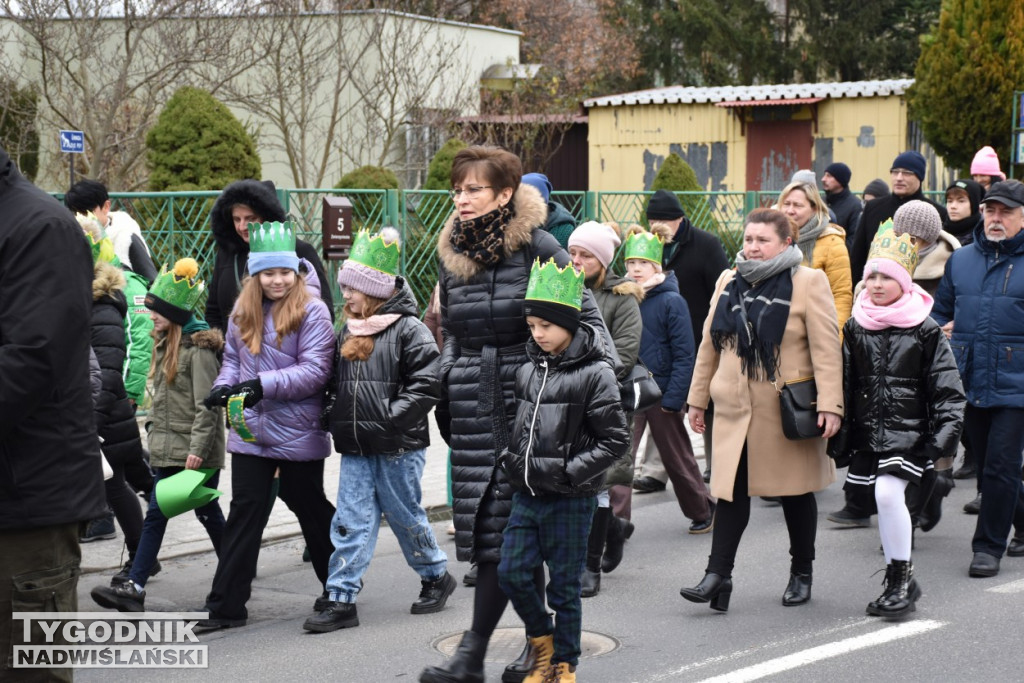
[145,87,261,191]
[908,0,1024,172]
[423,138,467,191]
[648,153,720,234]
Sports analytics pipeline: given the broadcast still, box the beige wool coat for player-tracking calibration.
[687,266,844,501]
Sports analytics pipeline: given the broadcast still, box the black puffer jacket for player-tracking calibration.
[437,183,615,564]
[205,179,333,331]
[832,316,964,463]
[329,284,440,455]
[502,323,628,497]
[91,261,146,469]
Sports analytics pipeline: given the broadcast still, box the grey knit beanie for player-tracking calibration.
[893,200,942,245]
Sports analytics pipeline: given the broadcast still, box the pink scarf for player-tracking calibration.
[852,284,934,331]
[346,313,402,337]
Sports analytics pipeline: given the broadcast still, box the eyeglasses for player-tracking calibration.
[890,169,916,178]
[448,186,492,199]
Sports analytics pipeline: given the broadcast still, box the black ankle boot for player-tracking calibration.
[919,470,954,532]
[581,569,601,598]
[419,630,487,683]
[866,563,894,615]
[500,636,532,683]
[602,516,634,573]
[581,507,608,598]
[871,559,920,618]
[782,572,812,606]
[680,572,732,612]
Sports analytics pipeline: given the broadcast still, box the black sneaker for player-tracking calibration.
[302,602,358,632]
[80,515,117,543]
[826,508,871,527]
[113,558,162,585]
[91,582,145,612]
[632,476,667,494]
[195,613,247,631]
[410,571,456,614]
[964,493,982,515]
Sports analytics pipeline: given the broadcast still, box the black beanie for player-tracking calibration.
[524,300,580,336]
[824,162,852,188]
[646,190,685,220]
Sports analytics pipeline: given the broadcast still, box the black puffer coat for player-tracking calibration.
[437,183,615,564]
[205,179,333,331]
[329,284,440,456]
[91,261,146,468]
[832,316,964,463]
[502,323,628,497]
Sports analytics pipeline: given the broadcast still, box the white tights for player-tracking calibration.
[875,474,911,563]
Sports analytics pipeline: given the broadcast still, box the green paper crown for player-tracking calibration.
[525,258,584,311]
[150,258,205,312]
[623,230,665,264]
[76,212,116,263]
[249,221,296,254]
[868,219,919,275]
[348,229,401,277]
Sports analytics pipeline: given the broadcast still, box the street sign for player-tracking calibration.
[59,130,85,154]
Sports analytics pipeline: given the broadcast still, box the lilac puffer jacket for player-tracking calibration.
[217,261,335,461]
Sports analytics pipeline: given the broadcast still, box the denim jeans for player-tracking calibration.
[130,467,225,587]
[965,405,1024,557]
[326,449,447,603]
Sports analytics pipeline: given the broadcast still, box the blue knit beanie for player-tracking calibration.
[891,151,927,182]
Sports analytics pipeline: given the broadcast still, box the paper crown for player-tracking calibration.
[525,258,585,311]
[868,219,919,276]
[76,211,116,263]
[348,229,400,277]
[148,258,205,316]
[623,230,665,264]
[249,221,297,254]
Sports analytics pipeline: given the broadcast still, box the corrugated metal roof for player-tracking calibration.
[583,79,913,108]
[715,97,824,107]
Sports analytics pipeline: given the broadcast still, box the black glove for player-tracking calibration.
[203,385,232,410]
[230,378,263,408]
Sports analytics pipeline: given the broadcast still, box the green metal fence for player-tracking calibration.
[55,187,948,318]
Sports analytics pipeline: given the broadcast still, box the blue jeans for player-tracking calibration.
[326,449,447,603]
[130,467,225,587]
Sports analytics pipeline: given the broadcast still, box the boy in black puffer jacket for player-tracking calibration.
[497,258,628,683]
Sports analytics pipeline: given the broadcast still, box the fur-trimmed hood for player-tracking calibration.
[437,183,548,282]
[209,179,287,253]
[603,271,644,303]
[187,328,225,352]
[915,231,960,282]
[93,259,126,301]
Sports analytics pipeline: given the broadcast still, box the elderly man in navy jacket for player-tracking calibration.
[932,179,1024,579]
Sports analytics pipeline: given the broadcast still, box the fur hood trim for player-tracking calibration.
[188,328,225,352]
[209,179,287,253]
[437,183,548,282]
[93,260,126,301]
[822,222,847,239]
[611,279,645,303]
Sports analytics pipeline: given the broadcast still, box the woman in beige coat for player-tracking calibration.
[680,208,843,613]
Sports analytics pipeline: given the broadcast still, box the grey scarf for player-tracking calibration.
[796,214,826,265]
[735,245,804,284]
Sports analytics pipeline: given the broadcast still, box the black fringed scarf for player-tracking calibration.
[710,246,803,380]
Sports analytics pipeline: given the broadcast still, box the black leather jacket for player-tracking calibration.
[328,284,440,456]
[501,322,629,498]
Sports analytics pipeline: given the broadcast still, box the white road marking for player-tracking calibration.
[691,619,944,683]
[986,577,1024,593]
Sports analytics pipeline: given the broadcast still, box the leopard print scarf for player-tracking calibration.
[449,203,514,267]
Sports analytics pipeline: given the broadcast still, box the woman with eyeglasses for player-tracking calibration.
[420,146,617,683]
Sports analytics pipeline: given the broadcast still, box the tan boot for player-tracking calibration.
[522,633,555,683]
[546,661,577,682]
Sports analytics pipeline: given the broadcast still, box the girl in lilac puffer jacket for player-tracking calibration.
[199,222,336,629]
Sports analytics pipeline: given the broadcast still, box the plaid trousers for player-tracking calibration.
[498,492,596,666]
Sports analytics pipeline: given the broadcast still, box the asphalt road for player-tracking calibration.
[70,470,1023,682]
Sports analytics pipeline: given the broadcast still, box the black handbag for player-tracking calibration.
[620,360,662,413]
[773,375,823,440]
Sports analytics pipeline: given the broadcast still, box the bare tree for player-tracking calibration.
[0,0,261,189]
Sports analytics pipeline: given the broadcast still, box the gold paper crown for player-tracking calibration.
[868,219,919,276]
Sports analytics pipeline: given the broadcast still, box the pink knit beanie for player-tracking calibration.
[970,146,1006,180]
[568,221,621,270]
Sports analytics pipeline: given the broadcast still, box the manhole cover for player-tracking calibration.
[433,627,619,662]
